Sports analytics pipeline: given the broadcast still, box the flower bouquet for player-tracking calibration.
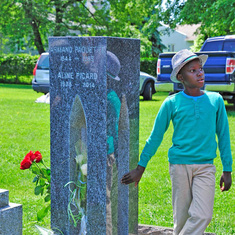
[20,151,51,221]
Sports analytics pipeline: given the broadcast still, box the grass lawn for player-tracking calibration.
[0,84,50,234]
[0,84,234,234]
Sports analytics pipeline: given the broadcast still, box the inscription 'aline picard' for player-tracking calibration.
[57,72,98,81]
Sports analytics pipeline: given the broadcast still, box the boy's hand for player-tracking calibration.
[121,165,145,187]
[220,171,232,192]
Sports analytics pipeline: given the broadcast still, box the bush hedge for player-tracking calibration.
[0,54,39,84]
[140,57,158,77]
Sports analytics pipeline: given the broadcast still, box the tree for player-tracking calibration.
[0,0,52,54]
[162,0,235,46]
[0,0,166,56]
[96,0,166,57]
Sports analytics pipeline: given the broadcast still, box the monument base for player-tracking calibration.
[138,224,216,235]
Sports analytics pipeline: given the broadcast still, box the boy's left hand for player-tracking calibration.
[220,171,232,192]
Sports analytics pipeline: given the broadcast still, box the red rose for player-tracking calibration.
[34,151,42,163]
[26,151,35,161]
[20,155,32,170]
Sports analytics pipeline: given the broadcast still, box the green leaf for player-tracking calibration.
[44,194,50,202]
[33,176,39,183]
[34,185,43,196]
[40,187,44,196]
[31,165,40,175]
[39,178,46,187]
[46,169,51,175]
[42,168,51,181]
[37,204,51,221]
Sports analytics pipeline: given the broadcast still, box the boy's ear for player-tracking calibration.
[177,73,183,83]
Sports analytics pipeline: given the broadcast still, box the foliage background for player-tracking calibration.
[162,0,235,50]
[0,0,234,57]
[0,0,234,77]
[0,0,165,57]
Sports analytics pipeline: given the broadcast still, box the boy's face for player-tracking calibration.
[177,59,205,89]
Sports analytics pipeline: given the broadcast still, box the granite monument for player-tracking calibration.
[49,36,140,235]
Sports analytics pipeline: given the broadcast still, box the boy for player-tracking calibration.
[121,49,233,235]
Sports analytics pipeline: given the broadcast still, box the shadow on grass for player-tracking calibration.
[0,83,32,90]
[225,105,235,113]
[139,98,161,102]
[139,92,167,102]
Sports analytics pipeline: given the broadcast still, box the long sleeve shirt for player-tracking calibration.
[138,91,233,172]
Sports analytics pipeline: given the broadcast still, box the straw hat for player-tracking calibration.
[170,49,208,83]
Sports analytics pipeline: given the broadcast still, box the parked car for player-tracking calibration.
[32,52,49,94]
[156,35,235,107]
[139,71,156,100]
[32,52,157,100]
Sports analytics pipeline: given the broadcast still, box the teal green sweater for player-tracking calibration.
[139,91,233,172]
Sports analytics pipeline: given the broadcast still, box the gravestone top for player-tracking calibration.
[0,189,9,208]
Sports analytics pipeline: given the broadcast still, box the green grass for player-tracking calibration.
[0,84,50,234]
[0,84,234,234]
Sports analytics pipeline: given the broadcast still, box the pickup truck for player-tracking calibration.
[156,35,235,108]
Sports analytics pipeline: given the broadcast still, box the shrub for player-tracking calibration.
[140,57,158,77]
[0,54,39,84]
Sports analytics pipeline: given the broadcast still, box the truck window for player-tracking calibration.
[202,41,223,51]
[224,41,235,51]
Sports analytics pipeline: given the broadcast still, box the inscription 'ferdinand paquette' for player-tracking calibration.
[51,46,103,54]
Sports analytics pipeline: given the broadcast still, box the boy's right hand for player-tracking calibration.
[121,165,145,187]
[220,171,232,192]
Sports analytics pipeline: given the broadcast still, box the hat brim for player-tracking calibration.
[107,72,120,81]
[113,76,120,81]
[170,54,208,83]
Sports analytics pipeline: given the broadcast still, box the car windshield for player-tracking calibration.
[37,54,49,69]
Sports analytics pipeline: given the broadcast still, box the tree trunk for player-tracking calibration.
[23,0,45,54]
[54,7,64,36]
[30,18,45,54]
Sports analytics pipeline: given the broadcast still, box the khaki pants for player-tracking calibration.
[169,164,216,235]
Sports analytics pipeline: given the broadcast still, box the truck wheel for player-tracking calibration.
[143,82,152,100]
[227,96,235,110]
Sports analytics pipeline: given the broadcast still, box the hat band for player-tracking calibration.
[182,55,198,63]
[107,71,116,79]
